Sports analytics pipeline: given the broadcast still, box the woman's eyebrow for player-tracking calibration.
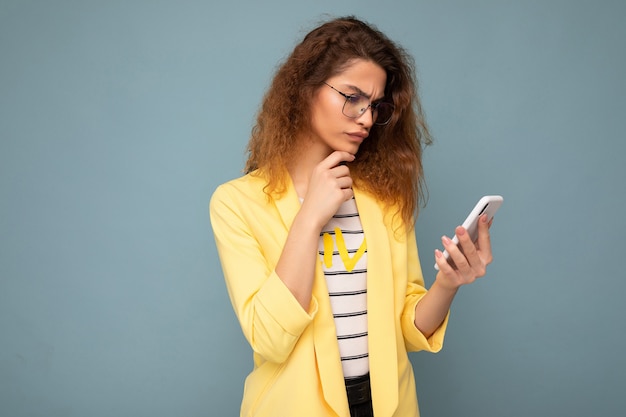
[343,84,370,98]
[345,84,384,101]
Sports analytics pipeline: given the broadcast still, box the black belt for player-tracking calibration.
[345,373,371,406]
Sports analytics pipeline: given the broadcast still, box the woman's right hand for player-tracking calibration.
[274,151,355,310]
[301,151,355,229]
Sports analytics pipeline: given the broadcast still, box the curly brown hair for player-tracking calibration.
[245,16,432,226]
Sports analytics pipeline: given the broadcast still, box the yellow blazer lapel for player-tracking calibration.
[313,262,351,416]
[354,188,399,417]
[272,178,301,233]
[273,178,350,416]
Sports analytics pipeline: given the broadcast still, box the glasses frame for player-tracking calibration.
[323,82,394,126]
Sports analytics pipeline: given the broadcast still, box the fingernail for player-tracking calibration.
[442,236,451,244]
[456,226,465,235]
[435,249,442,258]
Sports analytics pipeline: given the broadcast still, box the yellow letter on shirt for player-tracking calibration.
[322,228,366,272]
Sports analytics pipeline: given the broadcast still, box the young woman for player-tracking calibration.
[210,16,494,417]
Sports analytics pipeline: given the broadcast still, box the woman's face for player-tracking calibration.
[307,59,387,157]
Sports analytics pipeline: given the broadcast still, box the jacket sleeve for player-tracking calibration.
[401,228,449,352]
[209,184,317,364]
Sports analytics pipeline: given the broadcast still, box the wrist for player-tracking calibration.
[432,273,461,295]
[292,209,325,236]
[296,202,332,232]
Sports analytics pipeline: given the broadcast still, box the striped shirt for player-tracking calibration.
[318,197,369,378]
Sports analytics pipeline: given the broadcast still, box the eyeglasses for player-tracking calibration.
[324,82,395,126]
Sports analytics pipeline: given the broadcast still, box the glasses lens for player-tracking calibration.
[342,95,369,118]
[342,95,394,125]
[373,102,394,125]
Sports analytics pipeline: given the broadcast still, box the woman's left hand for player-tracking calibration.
[434,214,494,290]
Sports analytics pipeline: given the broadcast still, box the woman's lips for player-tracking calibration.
[346,131,368,142]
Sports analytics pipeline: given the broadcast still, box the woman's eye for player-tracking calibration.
[346,94,362,103]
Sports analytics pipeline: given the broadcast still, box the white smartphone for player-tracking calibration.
[434,195,503,270]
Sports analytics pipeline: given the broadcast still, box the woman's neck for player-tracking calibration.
[287,140,332,199]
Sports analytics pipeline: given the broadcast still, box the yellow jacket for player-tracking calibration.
[210,172,448,417]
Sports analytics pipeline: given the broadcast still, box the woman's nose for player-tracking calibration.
[355,105,374,128]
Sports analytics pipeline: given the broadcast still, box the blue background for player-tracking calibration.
[1,1,625,416]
